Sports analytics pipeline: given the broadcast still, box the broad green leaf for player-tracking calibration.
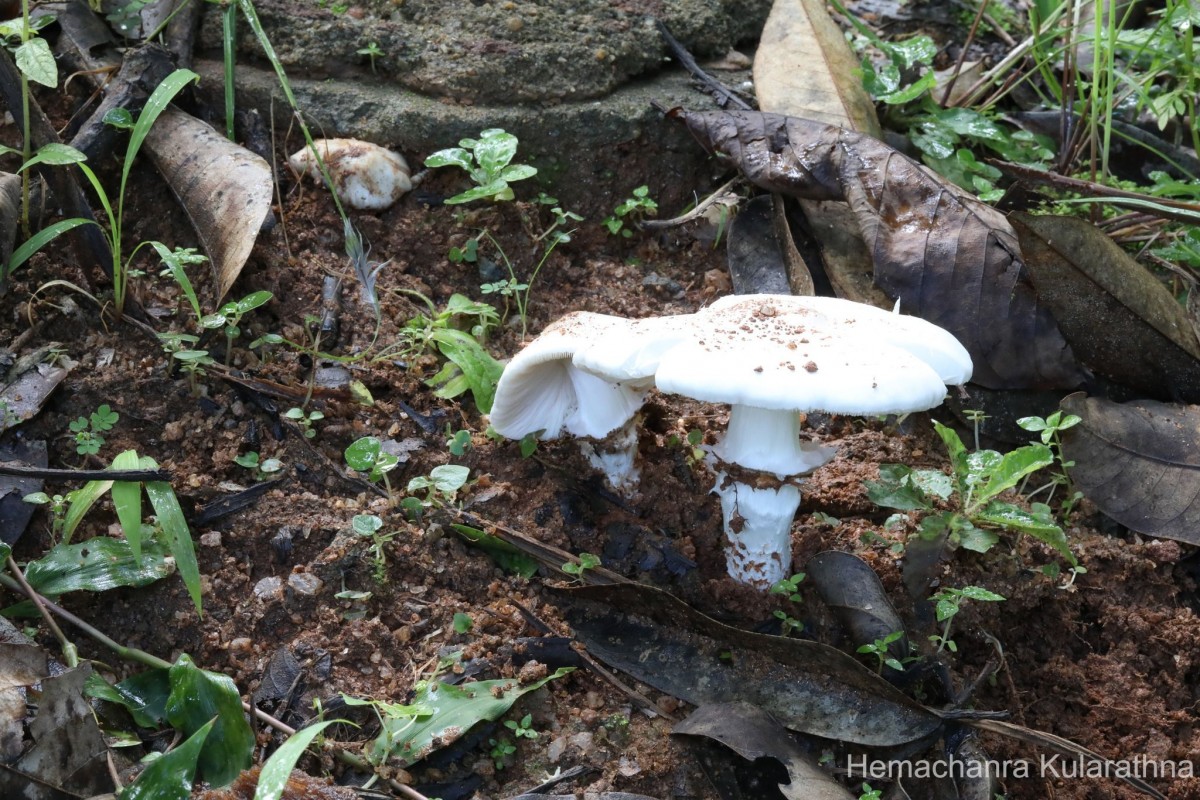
[430,328,503,412]
[87,668,171,727]
[445,178,511,205]
[932,422,968,489]
[977,501,1076,564]
[954,585,1006,602]
[236,290,273,313]
[363,667,574,767]
[452,524,538,578]
[141,455,201,614]
[879,71,936,105]
[23,536,172,596]
[424,148,474,172]
[62,479,114,543]
[910,469,953,500]
[865,465,933,512]
[165,654,253,787]
[14,37,56,87]
[428,464,469,493]
[254,721,343,800]
[973,444,1053,506]
[473,129,518,177]
[111,450,144,559]
[0,542,9,562]
[956,520,999,554]
[19,142,87,171]
[120,717,214,800]
[344,436,383,472]
[499,164,537,182]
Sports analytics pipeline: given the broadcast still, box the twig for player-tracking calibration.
[640,177,742,231]
[655,20,752,111]
[941,0,992,107]
[0,460,171,481]
[5,557,77,667]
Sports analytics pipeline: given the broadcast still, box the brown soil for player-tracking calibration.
[4,87,1199,800]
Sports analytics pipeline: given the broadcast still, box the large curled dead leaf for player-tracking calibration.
[144,108,273,301]
[674,108,1087,390]
[552,583,943,747]
[1061,392,1200,544]
[808,551,908,664]
[1013,212,1200,402]
[674,702,855,800]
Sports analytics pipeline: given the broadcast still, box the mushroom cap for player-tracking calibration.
[488,312,648,441]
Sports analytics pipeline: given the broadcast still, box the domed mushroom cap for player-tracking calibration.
[488,312,648,441]
[651,295,969,415]
[703,294,973,387]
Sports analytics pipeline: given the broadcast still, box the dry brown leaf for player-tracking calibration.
[144,108,273,301]
[675,108,1087,390]
[1013,212,1200,402]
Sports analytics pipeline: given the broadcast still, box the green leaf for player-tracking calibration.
[88,668,171,728]
[110,450,144,559]
[120,69,200,220]
[120,717,215,800]
[6,218,95,277]
[363,667,574,767]
[345,437,384,472]
[236,290,273,313]
[62,479,114,543]
[150,242,203,322]
[954,585,1006,602]
[932,421,969,488]
[424,147,474,172]
[972,444,1053,506]
[428,464,469,493]
[956,520,999,554]
[165,654,253,787]
[451,524,538,578]
[142,455,202,614]
[103,107,135,130]
[976,501,1076,564]
[430,328,503,412]
[879,71,936,104]
[865,465,934,511]
[254,721,342,800]
[20,142,88,172]
[23,536,172,597]
[445,178,511,205]
[499,164,537,183]
[14,37,57,87]
[472,129,519,178]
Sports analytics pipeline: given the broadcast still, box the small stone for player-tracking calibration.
[584,690,604,710]
[253,576,283,600]
[229,637,252,652]
[505,16,523,32]
[288,571,323,596]
[547,736,567,762]
[199,532,222,547]
[617,755,641,777]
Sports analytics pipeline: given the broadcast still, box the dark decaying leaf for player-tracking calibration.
[0,344,70,434]
[726,194,793,295]
[1061,392,1200,544]
[0,665,112,799]
[0,172,20,269]
[0,438,46,547]
[674,109,1086,390]
[673,702,855,800]
[808,551,908,663]
[1013,212,1200,403]
[553,583,943,747]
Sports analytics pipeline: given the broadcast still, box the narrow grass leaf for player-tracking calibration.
[141,455,201,614]
[110,450,144,559]
[165,654,253,787]
[120,717,215,800]
[62,479,113,543]
[7,219,95,277]
[254,721,341,800]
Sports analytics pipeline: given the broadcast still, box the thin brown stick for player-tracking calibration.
[941,0,992,107]
[6,557,77,667]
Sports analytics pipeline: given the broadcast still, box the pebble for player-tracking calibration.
[228,637,252,652]
[288,571,323,596]
[288,139,411,211]
[253,576,283,600]
[199,532,222,548]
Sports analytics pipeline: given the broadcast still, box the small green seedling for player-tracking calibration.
[770,572,806,637]
[351,513,396,583]
[562,552,601,582]
[200,290,274,366]
[173,349,215,396]
[1017,410,1084,514]
[23,491,68,538]
[70,404,118,456]
[603,185,658,237]
[357,41,384,73]
[424,128,537,204]
[452,612,474,634]
[856,630,908,673]
[446,428,473,456]
[233,451,284,481]
[928,585,1005,654]
[488,737,516,769]
[406,464,471,508]
[284,407,324,439]
[504,713,538,740]
[345,437,399,505]
[518,433,539,458]
[858,783,883,800]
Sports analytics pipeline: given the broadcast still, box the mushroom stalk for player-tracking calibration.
[579,417,640,494]
[709,405,836,587]
[713,476,801,587]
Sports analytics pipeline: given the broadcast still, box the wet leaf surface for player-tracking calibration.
[1013,212,1200,402]
[554,583,943,747]
[21,535,173,596]
[674,108,1087,390]
[165,654,254,787]
[1061,393,1200,543]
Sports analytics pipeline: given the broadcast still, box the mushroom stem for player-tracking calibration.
[714,405,833,477]
[579,417,641,495]
[713,476,800,587]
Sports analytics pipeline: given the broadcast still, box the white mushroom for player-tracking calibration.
[288,139,412,211]
[488,312,653,492]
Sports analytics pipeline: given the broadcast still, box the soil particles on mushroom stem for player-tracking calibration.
[2,33,1200,800]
